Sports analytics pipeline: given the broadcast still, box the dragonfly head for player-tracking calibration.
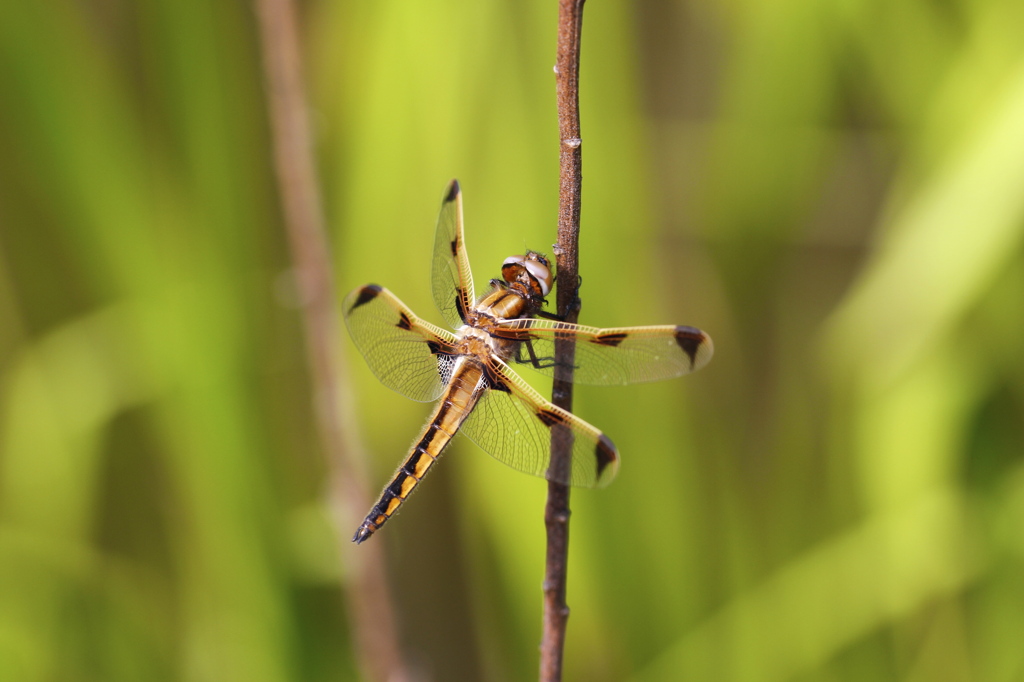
[502,251,553,298]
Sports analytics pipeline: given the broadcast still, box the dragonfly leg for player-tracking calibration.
[513,338,577,372]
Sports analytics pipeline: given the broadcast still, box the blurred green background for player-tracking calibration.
[3,0,1024,680]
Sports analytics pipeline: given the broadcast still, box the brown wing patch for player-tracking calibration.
[425,340,450,357]
[457,359,619,488]
[590,332,628,347]
[536,409,560,428]
[482,361,512,393]
[674,326,708,369]
[492,318,713,385]
[444,178,460,203]
[342,285,458,402]
[432,178,475,330]
[595,435,617,478]
[454,288,468,323]
[349,284,382,311]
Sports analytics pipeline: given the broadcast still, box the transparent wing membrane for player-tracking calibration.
[494,318,714,386]
[431,179,476,329]
[458,358,619,488]
[343,285,458,402]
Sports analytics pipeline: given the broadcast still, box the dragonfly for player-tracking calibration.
[344,179,713,543]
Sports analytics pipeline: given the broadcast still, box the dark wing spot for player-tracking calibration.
[482,363,512,393]
[397,311,413,331]
[450,238,459,257]
[349,284,382,311]
[536,409,561,428]
[454,289,468,323]
[595,434,617,478]
[674,326,706,369]
[445,179,460,203]
[426,340,452,357]
[591,332,628,347]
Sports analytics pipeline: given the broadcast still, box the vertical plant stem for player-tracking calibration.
[253,1,409,680]
[540,1,585,680]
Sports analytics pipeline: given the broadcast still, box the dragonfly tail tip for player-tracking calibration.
[351,525,373,544]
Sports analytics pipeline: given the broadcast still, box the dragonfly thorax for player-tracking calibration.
[453,326,493,355]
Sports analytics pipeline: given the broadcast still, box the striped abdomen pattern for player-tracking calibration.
[352,360,484,544]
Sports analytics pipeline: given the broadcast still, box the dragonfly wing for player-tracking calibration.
[458,358,619,488]
[494,318,713,386]
[431,179,476,329]
[343,284,459,402]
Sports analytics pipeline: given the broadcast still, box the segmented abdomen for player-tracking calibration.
[352,360,484,543]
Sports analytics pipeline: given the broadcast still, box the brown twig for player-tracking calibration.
[252,1,409,680]
[540,1,586,680]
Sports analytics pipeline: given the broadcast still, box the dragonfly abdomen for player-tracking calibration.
[351,361,485,544]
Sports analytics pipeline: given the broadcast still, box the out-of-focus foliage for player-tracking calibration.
[2,0,1024,680]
